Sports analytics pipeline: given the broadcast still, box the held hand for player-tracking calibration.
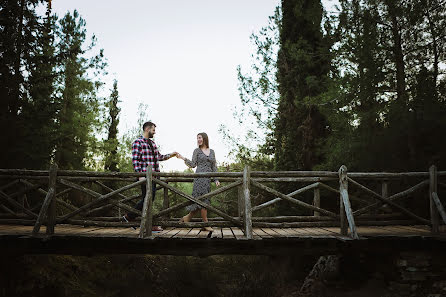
[171,152,179,158]
[215,180,220,187]
[177,153,185,160]
[138,177,145,181]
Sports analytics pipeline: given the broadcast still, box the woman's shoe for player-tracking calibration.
[203,226,213,232]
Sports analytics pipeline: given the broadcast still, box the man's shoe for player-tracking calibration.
[152,226,163,232]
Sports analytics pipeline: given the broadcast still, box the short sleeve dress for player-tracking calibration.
[184,148,219,212]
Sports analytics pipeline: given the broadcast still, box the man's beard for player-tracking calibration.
[148,132,154,138]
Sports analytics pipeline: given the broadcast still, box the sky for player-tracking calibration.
[49,0,337,172]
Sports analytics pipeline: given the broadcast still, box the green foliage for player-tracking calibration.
[0,3,109,170]
[0,0,51,168]
[274,0,333,171]
[220,6,281,169]
[103,79,121,172]
[319,0,446,171]
[53,10,108,170]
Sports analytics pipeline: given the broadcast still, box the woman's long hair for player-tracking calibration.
[198,132,209,148]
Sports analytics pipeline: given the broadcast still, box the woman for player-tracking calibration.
[177,132,220,231]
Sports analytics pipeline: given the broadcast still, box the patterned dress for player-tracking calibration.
[184,148,219,212]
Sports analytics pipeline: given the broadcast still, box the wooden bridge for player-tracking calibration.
[0,165,445,256]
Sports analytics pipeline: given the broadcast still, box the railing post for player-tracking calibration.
[238,184,244,218]
[242,166,253,239]
[313,187,320,217]
[339,166,348,236]
[33,164,57,235]
[163,183,170,219]
[379,181,389,214]
[139,168,153,238]
[429,165,439,233]
[46,164,58,235]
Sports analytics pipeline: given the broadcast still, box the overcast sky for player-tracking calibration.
[49,0,337,172]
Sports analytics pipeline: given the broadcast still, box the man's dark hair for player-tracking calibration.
[143,121,156,131]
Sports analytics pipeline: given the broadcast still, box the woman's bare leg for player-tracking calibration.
[182,210,198,222]
[200,208,213,231]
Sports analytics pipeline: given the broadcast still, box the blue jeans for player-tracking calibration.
[128,183,157,220]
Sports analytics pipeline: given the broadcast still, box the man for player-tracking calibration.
[123,121,177,231]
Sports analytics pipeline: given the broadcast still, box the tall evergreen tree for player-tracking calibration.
[323,0,446,171]
[53,10,107,170]
[104,79,121,172]
[20,1,58,168]
[274,0,332,171]
[0,0,43,168]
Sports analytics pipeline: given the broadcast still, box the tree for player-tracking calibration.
[322,0,446,171]
[20,1,58,168]
[104,79,121,172]
[53,10,107,170]
[220,6,281,170]
[0,0,46,168]
[274,0,333,171]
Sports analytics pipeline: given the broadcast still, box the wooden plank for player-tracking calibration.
[290,227,317,236]
[307,227,339,236]
[68,227,105,236]
[173,228,192,238]
[271,228,291,237]
[279,228,305,236]
[378,226,426,236]
[274,228,301,237]
[210,227,223,239]
[153,227,174,237]
[197,230,211,238]
[221,227,234,239]
[300,227,326,236]
[356,226,397,236]
[54,224,90,234]
[289,227,314,236]
[157,228,182,238]
[184,228,201,238]
[260,228,280,237]
[392,225,432,234]
[0,225,37,234]
[231,227,246,239]
[252,227,272,238]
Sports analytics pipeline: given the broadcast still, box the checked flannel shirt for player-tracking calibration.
[132,136,172,173]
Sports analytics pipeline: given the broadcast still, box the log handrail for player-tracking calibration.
[2,168,445,179]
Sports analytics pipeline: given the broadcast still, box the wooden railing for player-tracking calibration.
[0,165,445,239]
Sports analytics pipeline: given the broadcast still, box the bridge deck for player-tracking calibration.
[1,224,445,256]
[0,224,442,239]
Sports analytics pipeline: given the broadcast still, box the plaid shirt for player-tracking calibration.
[132,136,171,173]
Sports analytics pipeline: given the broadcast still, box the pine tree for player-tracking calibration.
[0,0,43,168]
[104,79,121,172]
[274,0,332,171]
[53,10,107,169]
[20,1,58,168]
